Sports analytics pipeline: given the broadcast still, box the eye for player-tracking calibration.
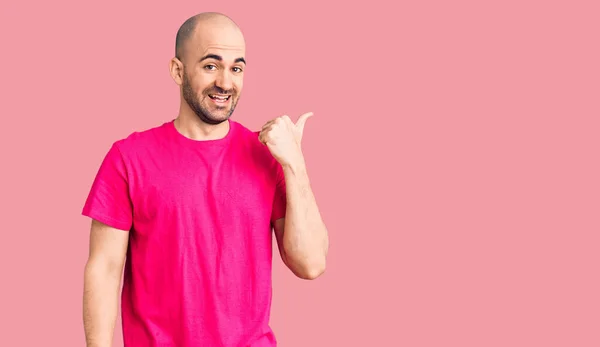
[232,67,243,73]
[204,64,217,71]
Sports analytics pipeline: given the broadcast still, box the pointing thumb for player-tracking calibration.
[295,112,314,136]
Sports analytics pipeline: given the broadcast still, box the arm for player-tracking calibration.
[83,219,129,347]
[273,156,329,280]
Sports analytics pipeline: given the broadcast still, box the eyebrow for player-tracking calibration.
[200,54,246,65]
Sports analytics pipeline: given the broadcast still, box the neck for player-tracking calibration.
[174,105,230,141]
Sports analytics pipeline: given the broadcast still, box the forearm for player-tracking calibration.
[281,155,329,278]
[83,260,121,347]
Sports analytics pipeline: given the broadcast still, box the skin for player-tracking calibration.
[83,12,329,347]
[259,113,329,279]
[169,13,247,140]
[83,220,128,347]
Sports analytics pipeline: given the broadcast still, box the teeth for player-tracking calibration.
[210,94,229,101]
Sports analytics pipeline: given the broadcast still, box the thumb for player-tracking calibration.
[295,112,314,136]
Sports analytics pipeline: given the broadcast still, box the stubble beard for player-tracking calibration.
[181,71,239,125]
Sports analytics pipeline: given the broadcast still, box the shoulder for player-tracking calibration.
[110,121,171,158]
[231,120,260,141]
[231,121,273,155]
[231,120,281,170]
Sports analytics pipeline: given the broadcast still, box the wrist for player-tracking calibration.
[281,152,306,175]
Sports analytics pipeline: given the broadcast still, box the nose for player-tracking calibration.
[215,70,233,91]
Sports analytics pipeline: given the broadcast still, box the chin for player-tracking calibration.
[198,111,232,125]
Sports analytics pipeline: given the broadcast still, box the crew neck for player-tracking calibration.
[167,119,235,146]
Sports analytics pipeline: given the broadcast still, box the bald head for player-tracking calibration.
[175,12,244,60]
[169,12,247,126]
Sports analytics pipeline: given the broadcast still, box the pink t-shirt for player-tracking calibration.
[82,119,287,346]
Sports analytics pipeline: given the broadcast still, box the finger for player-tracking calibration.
[258,129,271,144]
[262,120,276,130]
[262,115,287,130]
[260,125,274,134]
[295,112,314,135]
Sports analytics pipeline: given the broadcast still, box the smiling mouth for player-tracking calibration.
[209,94,231,101]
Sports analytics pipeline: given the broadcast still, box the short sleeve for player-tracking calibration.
[270,163,287,223]
[82,142,133,231]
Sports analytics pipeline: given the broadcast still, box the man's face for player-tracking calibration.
[180,28,246,125]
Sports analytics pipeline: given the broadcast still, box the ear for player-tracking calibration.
[169,57,184,85]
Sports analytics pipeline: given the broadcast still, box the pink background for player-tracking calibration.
[1,0,599,346]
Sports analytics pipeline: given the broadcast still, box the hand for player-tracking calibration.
[259,112,313,167]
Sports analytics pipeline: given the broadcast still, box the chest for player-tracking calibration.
[128,146,278,229]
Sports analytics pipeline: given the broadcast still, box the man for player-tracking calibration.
[82,12,329,347]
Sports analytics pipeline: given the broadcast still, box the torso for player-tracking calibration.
[116,119,282,346]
